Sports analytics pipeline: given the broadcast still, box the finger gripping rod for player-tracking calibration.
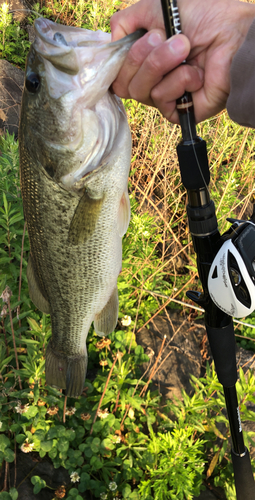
[160,0,255,498]
[161,0,210,192]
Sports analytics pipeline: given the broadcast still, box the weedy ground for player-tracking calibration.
[0,1,255,500]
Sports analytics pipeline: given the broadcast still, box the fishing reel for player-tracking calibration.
[208,219,255,318]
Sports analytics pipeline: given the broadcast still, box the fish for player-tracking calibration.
[19,18,145,397]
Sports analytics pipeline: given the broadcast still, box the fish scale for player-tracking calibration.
[19,20,146,396]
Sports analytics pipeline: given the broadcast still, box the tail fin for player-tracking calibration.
[45,340,87,397]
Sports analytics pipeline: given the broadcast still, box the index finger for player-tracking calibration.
[111,0,165,41]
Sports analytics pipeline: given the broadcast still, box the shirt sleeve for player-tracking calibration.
[226,17,255,128]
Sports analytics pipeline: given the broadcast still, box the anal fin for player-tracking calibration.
[45,340,87,397]
[27,255,51,314]
[94,286,119,337]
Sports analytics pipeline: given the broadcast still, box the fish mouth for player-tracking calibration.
[34,17,146,75]
[33,18,146,99]
[31,20,146,188]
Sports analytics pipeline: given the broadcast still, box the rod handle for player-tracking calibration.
[206,322,237,387]
[231,448,255,499]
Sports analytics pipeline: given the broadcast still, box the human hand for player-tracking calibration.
[111,0,255,123]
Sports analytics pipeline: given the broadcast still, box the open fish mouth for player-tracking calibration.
[33,17,146,81]
[29,19,146,188]
[34,17,146,49]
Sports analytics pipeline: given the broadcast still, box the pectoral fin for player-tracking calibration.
[94,286,119,336]
[117,191,130,237]
[27,255,51,314]
[68,190,104,245]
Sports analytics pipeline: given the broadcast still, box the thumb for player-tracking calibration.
[111,0,162,41]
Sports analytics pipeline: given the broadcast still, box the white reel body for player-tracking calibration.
[208,221,255,318]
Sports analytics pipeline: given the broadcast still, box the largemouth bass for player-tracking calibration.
[19,18,144,397]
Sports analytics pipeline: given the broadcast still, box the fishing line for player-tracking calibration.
[186,101,211,198]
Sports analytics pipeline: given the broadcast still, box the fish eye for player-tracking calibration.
[25,73,41,94]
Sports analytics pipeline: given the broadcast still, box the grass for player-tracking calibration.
[0,1,255,499]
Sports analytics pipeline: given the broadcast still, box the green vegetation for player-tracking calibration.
[0,1,255,499]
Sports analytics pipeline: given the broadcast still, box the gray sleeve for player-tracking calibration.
[226,18,255,128]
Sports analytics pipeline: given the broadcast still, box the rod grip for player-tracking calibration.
[206,322,237,387]
[177,140,210,190]
[232,448,255,499]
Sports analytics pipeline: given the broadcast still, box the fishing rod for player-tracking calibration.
[160,0,255,498]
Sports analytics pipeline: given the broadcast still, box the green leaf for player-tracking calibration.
[46,427,58,440]
[91,437,100,453]
[91,420,104,434]
[48,447,58,459]
[78,443,86,452]
[22,406,38,419]
[16,434,26,444]
[10,424,21,433]
[4,448,15,463]
[129,491,140,500]
[84,447,93,458]
[33,483,42,495]
[75,426,85,440]
[3,193,8,214]
[0,493,12,500]
[0,434,10,451]
[90,456,103,470]
[122,484,132,498]
[57,437,69,453]
[65,429,76,441]
[134,345,144,356]
[27,317,42,333]
[31,476,46,494]
[9,488,18,500]
[100,438,115,452]
[40,440,53,452]
[33,429,45,441]
[56,425,66,437]
[0,257,11,264]
[68,488,79,496]
[9,213,24,225]
[80,472,90,483]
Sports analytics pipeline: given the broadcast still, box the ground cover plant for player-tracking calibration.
[0,1,255,499]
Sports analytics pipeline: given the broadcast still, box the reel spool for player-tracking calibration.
[208,220,255,318]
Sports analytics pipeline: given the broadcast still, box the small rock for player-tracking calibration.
[0,59,24,138]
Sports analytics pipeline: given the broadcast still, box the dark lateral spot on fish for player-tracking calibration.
[53,32,68,46]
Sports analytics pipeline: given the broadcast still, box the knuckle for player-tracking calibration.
[127,44,144,67]
[128,85,141,102]
[184,66,192,85]
[146,51,163,74]
[112,81,130,99]
[151,85,161,102]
